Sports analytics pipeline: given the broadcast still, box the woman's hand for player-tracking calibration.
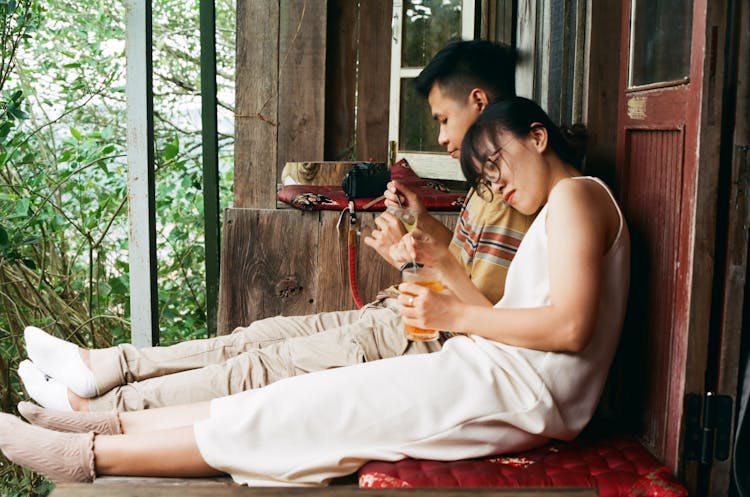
[398,282,462,332]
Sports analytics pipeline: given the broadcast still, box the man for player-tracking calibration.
[365,39,533,303]
[19,40,535,413]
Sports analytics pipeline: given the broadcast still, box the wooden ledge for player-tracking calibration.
[52,479,597,497]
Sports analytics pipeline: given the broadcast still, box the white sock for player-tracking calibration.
[24,326,97,398]
[18,360,73,412]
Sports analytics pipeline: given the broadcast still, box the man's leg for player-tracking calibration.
[89,304,442,411]
[89,309,366,394]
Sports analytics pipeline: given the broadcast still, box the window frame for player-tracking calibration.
[388,0,476,181]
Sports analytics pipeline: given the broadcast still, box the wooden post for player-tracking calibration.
[125,0,159,347]
[234,0,280,208]
[200,0,220,337]
[277,1,327,177]
[356,0,393,162]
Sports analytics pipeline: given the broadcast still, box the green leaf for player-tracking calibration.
[70,126,82,140]
[14,198,29,216]
[0,225,8,246]
[162,141,179,161]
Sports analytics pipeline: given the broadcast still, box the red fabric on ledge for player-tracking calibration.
[357,434,687,497]
[277,159,466,211]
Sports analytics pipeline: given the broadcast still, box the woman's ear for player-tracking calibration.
[529,123,548,152]
[468,88,491,112]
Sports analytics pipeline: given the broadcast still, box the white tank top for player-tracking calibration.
[493,176,631,436]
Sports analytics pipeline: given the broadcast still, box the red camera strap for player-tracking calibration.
[347,202,364,309]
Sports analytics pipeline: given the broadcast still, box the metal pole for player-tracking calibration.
[125,0,159,347]
[200,0,220,336]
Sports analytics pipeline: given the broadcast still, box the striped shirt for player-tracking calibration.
[449,189,535,304]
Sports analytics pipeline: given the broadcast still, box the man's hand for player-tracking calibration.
[389,227,453,269]
[364,212,407,268]
[384,180,427,215]
[385,180,454,247]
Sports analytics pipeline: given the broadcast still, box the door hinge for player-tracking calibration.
[684,392,733,463]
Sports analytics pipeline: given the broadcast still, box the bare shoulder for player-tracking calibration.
[547,177,620,247]
[549,177,615,208]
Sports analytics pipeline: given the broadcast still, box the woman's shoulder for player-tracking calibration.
[548,177,622,249]
[548,176,611,205]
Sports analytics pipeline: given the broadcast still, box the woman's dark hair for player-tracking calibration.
[459,97,587,185]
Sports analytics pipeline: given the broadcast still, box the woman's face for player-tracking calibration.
[477,130,549,215]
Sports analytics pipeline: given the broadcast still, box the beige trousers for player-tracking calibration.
[88,301,443,411]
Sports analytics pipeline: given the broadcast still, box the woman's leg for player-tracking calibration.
[95,427,222,478]
[18,400,210,435]
[0,412,222,482]
[118,401,210,433]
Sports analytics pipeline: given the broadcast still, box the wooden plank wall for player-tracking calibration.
[235,0,393,209]
[222,0,399,332]
[218,209,456,334]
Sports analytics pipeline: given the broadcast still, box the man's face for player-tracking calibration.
[427,82,483,159]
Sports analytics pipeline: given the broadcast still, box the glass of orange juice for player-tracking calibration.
[401,265,443,341]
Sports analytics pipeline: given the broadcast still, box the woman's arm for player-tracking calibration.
[391,227,495,307]
[399,179,618,352]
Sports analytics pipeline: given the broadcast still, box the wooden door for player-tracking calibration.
[614,0,733,494]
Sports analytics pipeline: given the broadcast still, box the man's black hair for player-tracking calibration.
[413,39,517,101]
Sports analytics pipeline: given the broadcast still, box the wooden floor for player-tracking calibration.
[51,477,598,497]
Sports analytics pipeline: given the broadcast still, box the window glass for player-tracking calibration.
[399,78,443,153]
[630,0,693,86]
[401,0,462,68]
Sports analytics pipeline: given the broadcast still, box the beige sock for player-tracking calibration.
[18,401,122,435]
[0,413,95,483]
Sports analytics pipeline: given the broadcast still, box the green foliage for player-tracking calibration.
[0,0,235,494]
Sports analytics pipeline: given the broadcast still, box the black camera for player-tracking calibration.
[341,162,389,200]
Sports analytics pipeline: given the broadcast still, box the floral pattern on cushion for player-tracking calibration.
[629,469,689,497]
[486,456,535,468]
[357,435,689,497]
[359,472,412,488]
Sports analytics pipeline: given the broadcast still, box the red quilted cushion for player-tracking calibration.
[277,159,466,211]
[358,435,687,497]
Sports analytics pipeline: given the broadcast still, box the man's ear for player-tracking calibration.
[529,123,549,152]
[468,88,491,112]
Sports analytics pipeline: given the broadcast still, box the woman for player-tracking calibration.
[0,97,630,486]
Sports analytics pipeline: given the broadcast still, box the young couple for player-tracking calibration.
[0,40,630,486]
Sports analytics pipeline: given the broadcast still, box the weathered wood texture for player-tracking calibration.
[325,0,357,161]
[480,0,514,44]
[234,0,279,209]
[235,1,392,208]
[707,1,748,495]
[52,482,598,497]
[355,0,393,162]
[277,1,327,179]
[582,0,621,187]
[217,208,457,334]
[614,4,736,493]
